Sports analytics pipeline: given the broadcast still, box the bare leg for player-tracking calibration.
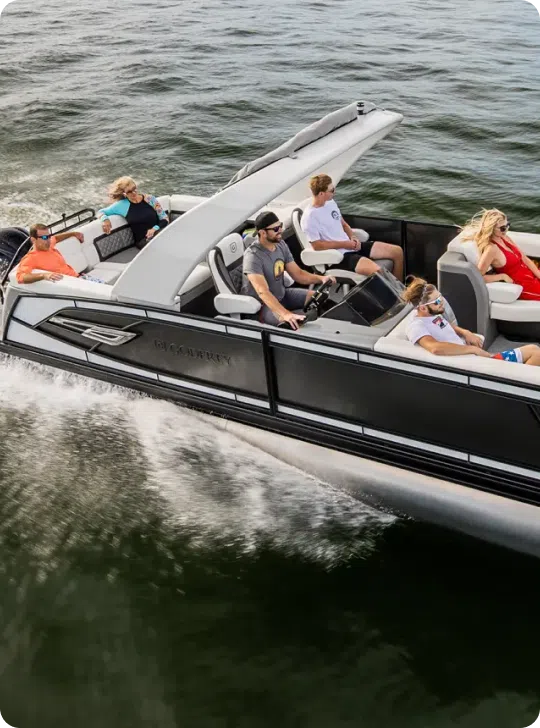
[369,241,404,281]
[354,257,380,276]
[520,344,540,366]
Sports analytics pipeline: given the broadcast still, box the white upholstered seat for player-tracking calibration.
[375,310,540,387]
[292,208,365,281]
[291,208,394,285]
[207,233,261,318]
[446,233,540,322]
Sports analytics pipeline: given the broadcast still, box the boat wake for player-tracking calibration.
[0,355,396,572]
[0,171,109,230]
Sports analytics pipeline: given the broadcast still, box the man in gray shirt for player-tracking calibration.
[242,211,334,330]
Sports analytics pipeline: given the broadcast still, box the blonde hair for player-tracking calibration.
[108,176,137,201]
[310,174,333,196]
[401,276,436,307]
[460,208,507,255]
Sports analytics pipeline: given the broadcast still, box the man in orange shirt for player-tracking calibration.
[16,223,85,284]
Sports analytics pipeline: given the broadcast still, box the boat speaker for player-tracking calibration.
[322,273,403,326]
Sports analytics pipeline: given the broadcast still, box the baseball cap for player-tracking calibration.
[255,211,280,231]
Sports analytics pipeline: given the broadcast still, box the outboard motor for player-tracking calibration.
[0,226,30,280]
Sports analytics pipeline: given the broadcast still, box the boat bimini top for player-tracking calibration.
[111,101,403,307]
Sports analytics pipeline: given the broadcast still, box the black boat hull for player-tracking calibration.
[2,293,539,510]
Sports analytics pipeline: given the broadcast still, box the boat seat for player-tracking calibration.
[375,309,540,387]
[7,216,136,288]
[291,208,393,282]
[155,195,170,216]
[7,268,114,299]
[438,232,540,342]
[207,233,261,319]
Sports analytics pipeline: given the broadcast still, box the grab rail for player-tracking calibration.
[48,207,95,235]
[0,207,95,301]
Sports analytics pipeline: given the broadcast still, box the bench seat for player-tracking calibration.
[375,310,540,388]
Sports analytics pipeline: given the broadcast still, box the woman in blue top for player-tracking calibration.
[98,176,169,248]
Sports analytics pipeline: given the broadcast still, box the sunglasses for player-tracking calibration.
[36,234,52,240]
[424,296,443,307]
[265,223,283,233]
[125,187,137,194]
[327,187,335,194]
[498,222,510,232]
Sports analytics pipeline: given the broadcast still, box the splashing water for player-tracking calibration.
[0,354,395,575]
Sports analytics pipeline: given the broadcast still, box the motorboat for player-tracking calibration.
[2,100,540,556]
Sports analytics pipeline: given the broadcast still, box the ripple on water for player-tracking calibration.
[1,1,540,724]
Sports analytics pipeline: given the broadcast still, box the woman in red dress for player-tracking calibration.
[462,208,540,301]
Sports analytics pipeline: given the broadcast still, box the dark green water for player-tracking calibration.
[1,0,540,725]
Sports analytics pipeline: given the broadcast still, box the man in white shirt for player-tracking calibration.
[402,277,540,365]
[300,174,404,281]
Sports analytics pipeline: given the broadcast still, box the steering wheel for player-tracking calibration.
[304,279,334,314]
[276,280,334,331]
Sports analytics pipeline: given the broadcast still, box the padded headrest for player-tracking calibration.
[155,195,170,214]
[292,208,311,251]
[55,236,88,274]
[242,234,257,251]
[447,235,479,265]
[216,233,243,268]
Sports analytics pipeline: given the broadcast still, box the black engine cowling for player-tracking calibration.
[0,226,30,277]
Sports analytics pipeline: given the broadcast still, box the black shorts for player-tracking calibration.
[329,241,375,271]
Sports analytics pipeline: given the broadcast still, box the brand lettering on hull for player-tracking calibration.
[153,339,231,366]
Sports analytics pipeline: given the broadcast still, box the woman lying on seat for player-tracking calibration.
[461,208,540,301]
[98,176,169,249]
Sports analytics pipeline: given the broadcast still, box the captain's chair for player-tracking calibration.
[438,232,540,342]
[292,208,394,284]
[207,233,261,319]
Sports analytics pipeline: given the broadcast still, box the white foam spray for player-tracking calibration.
[0,354,395,572]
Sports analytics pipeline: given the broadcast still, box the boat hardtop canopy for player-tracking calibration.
[111,101,403,307]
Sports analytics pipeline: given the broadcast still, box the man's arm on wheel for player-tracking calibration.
[285,261,333,287]
[246,273,293,318]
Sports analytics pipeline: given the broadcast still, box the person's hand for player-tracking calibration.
[470,347,491,357]
[279,311,306,331]
[102,220,112,235]
[73,232,84,243]
[462,331,483,348]
[146,228,156,239]
[350,238,361,251]
[496,274,513,283]
[42,272,62,281]
[320,275,336,285]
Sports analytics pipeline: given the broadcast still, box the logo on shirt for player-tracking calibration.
[331,210,339,220]
[432,315,447,329]
[274,259,285,279]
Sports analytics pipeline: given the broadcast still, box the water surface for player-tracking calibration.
[1,0,540,725]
